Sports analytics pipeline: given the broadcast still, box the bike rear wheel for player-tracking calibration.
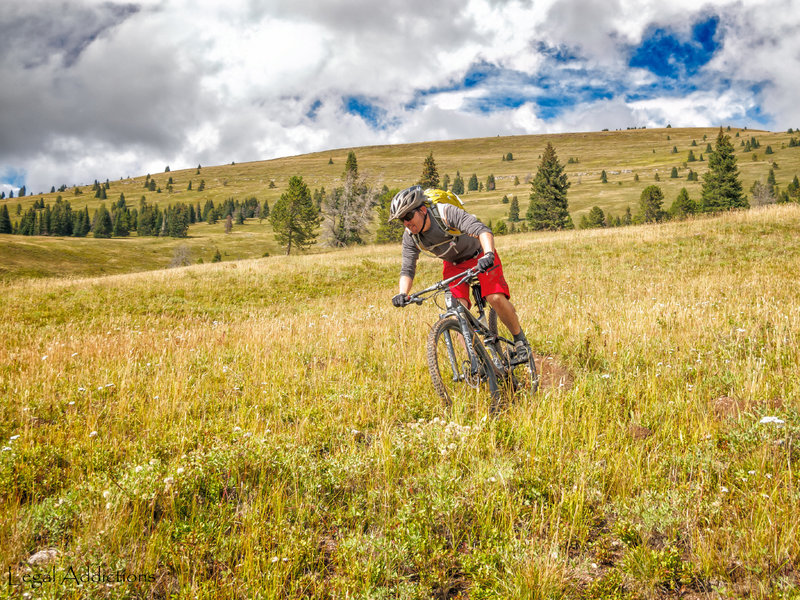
[427,317,500,410]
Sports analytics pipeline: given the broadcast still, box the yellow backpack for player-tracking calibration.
[411,188,465,255]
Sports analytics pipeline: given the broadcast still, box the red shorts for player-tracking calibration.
[442,251,511,309]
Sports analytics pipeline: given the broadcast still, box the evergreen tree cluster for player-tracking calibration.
[4,196,92,237]
[1,193,268,239]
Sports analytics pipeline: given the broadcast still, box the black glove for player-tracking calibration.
[392,293,409,308]
[477,251,495,272]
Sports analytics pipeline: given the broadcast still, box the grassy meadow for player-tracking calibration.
[2,204,800,598]
[2,126,799,280]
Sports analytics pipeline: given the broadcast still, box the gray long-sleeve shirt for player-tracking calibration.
[400,203,491,279]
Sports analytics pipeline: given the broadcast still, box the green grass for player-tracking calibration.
[2,205,800,598]
[3,126,799,280]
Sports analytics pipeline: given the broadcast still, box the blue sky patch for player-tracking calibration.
[629,16,720,79]
[306,99,322,120]
[343,96,387,128]
[0,166,26,189]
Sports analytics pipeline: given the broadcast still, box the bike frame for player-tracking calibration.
[408,267,520,387]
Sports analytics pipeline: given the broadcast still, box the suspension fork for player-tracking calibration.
[445,292,481,377]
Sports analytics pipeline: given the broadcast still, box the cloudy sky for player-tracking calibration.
[2,0,799,196]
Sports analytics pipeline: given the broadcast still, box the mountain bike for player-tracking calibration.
[407,266,538,413]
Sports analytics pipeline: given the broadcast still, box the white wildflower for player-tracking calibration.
[270,556,279,563]
[163,476,174,485]
[71,353,78,357]
[42,355,48,361]
[135,466,143,473]
[601,374,611,379]
[760,416,785,425]
[68,401,75,405]
[488,476,497,483]
[2,447,11,452]
[103,490,111,499]
[721,486,729,493]
[748,470,756,475]
[9,435,19,441]
[176,467,185,475]
[766,474,773,479]
[233,426,242,433]
[89,431,98,438]
[78,387,86,392]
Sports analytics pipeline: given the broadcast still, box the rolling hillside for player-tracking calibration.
[2,126,799,280]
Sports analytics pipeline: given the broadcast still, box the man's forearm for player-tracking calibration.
[399,275,414,295]
[479,231,495,255]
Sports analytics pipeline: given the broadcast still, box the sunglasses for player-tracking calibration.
[401,210,417,223]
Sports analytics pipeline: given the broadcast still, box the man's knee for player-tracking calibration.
[485,293,510,306]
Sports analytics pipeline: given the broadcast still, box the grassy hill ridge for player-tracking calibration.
[2,126,799,280]
[2,205,800,597]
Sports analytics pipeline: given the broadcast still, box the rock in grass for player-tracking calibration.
[28,548,59,566]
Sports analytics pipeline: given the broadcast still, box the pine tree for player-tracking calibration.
[601,170,608,183]
[670,167,679,178]
[526,142,573,230]
[467,173,479,191]
[93,204,113,238]
[18,208,37,235]
[0,205,11,233]
[271,175,319,255]
[451,172,465,195]
[112,209,129,237]
[669,188,696,219]
[375,187,404,244]
[701,127,747,212]
[639,185,665,223]
[583,206,606,228]
[419,152,440,189]
[508,196,520,222]
[486,174,496,191]
[344,151,358,177]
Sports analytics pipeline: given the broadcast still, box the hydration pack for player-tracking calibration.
[411,188,465,256]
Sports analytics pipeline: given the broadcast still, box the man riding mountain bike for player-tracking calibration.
[389,185,531,360]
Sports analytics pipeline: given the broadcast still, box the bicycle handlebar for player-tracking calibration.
[407,265,494,305]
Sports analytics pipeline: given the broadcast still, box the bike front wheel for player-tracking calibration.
[427,317,500,410]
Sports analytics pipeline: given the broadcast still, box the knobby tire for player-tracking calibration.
[427,317,501,412]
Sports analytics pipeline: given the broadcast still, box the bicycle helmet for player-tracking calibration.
[388,185,426,222]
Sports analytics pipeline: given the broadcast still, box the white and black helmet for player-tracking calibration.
[388,185,426,222]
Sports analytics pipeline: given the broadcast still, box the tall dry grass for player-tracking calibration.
[1,205,799,598]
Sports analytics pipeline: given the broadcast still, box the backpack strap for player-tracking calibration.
[411,204,460,257]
